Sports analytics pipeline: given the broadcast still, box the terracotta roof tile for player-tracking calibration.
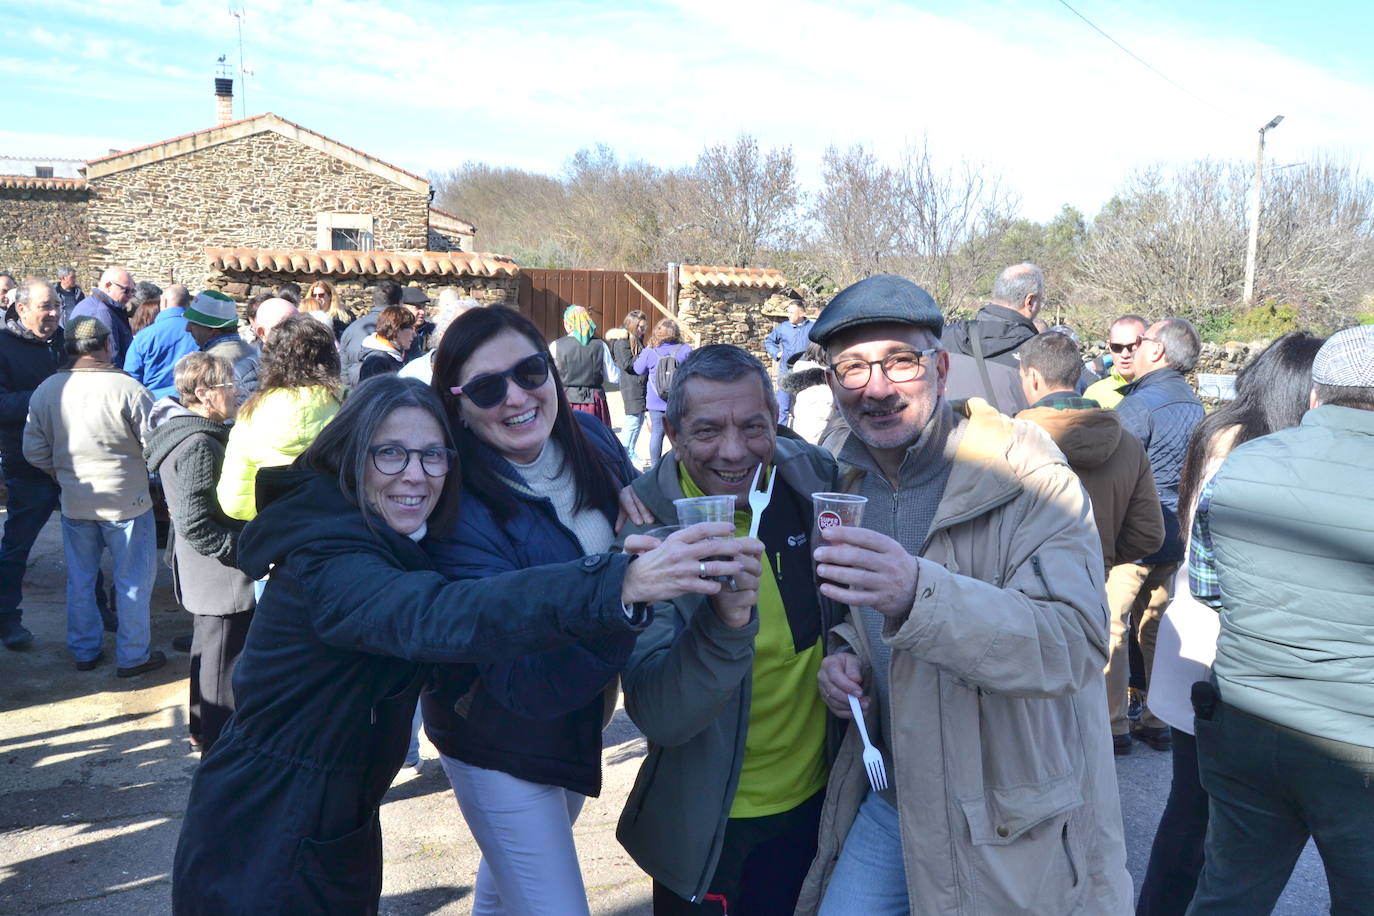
[206,248,519,278]
[678,264,787,289]
[0,175,88,191]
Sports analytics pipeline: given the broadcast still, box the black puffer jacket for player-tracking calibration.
[172,467,645,915]
[942,303,1038,368]
[0,311,65,465]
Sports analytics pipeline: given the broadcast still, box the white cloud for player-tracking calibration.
[2,0,1371,222]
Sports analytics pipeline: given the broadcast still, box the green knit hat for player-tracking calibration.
[185,290,238,329]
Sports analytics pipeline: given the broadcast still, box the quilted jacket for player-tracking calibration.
[1115,368,1203,564]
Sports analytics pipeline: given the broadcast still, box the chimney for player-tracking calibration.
[215,77,234,127]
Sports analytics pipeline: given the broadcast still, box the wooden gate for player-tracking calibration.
[518,268,668,342]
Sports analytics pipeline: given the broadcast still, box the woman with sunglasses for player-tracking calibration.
[424,307,745,915]
[172,374,742,915]
[300,279,352,340]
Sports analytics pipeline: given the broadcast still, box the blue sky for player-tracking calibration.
[2,0,1371,223]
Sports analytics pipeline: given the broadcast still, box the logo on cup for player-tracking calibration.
[817,510,842,532]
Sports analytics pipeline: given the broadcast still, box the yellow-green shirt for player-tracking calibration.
[678,466,829,818]
[1084,369,1130,409]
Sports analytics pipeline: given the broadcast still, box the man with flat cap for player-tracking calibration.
[1184,325,1374,912]
[793,274,1130,915]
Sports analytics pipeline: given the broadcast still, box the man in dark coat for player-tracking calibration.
[70,266,137,368]
[55,266,84,320]
[942,262,1043,368]
[340,281,401,387]
[0,280,65,649]
[1110,317,1205,752]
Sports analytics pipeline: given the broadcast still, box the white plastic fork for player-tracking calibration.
[746,463,775,540]
[847,693,888,791]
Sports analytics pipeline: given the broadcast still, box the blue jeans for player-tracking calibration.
[61,511,155,668]
[776,387,794,426]
[648,410,667,462]
[620,411,646,461]
[0,463,61,623]
[817,792,909,916]
[406,701,423,764]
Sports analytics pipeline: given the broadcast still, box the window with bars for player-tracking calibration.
[34,166,53,178]
[330,228,374,251]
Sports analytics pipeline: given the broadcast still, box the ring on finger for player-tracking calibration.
[698,561,706,577]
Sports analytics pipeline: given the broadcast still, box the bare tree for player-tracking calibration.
[810,143,906,286]
[683,135,801,268]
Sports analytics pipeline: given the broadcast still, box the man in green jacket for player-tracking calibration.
[1187,324,1374,913]
[617,344,839,915]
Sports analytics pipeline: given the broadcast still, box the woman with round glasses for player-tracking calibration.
[425,307,740,915]
[172,374,740,915]
[300,279,352,339]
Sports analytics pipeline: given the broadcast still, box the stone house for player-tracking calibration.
[1,109,478,294]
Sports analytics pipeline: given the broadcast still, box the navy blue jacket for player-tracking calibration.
[171,467,643,914]
[1116,367,1204,564]
[70,290,134,369]
[0,313,65,467]
[423,413,637,798]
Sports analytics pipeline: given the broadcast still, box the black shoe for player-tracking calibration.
[1131,724,1172,751]
[116,650,167,678]
[1112,734,1133,756]
[75,650,105,671]
[1126,687,1144,722]
[1,620,34,651]
[171,634,193,652]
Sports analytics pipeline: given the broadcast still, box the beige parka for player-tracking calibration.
[795,399,1132,915]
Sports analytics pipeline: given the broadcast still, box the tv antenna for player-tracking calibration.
[228,4,249,118]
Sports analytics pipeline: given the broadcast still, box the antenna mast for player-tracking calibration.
[229,4,248,118]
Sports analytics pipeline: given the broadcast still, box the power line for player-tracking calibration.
[1054,0,1226,116]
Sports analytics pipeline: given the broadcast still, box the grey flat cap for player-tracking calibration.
[809,274,944,346]
[1312,325,1374,388]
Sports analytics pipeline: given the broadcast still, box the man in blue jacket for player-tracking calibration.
[764,301,813,426]
[124,284,197,399]
[1187,325,1374,912]
[70,266,136,368]
[0,280,66,649]
[1110,317,1204,752]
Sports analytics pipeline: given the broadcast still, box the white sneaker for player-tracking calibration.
[392,759,423,784]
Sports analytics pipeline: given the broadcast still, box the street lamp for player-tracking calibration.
[1243,114,1284,305]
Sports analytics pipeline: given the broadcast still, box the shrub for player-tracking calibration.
[1230,302,1299,341]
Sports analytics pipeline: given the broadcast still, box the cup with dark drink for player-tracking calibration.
[810,492,867,589]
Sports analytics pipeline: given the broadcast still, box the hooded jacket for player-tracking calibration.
[171,467,647,915]
[1018,396,1164,568]
[796,400,1131,915]
[357,334,404,383]
[143,398,254,617]
[216,385,340,521]
[615,437,841,904]
[779,360,835,446]
[0,311,64,466]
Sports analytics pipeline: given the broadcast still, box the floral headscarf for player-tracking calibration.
[563,305,595,345]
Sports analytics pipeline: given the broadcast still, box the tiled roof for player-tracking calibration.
[207,248,519,278]
[86,114,428,193]
[678,265,787,289]
[0,175,88,191]
[428,207,476,234]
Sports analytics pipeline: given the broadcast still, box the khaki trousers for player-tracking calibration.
[1103,561,1177,733]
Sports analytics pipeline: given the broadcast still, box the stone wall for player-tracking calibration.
[206,268,518,319]
[0,185,89,281]
[676,282,803,361]
[88,131,430,288]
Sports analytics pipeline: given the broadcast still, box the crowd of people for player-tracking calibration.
[0,258,1370,915]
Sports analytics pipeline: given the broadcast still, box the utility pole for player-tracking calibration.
[1243,115,1284,305]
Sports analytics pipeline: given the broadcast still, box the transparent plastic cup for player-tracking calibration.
[811,492,868,589]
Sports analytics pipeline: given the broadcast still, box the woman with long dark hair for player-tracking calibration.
[1136,330,1325,916]
[424,307,748,915]
[171,374,740,914]
[606,309,648,466]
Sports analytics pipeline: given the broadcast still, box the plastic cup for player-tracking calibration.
[672,495,736,527]
[811,492,868,588]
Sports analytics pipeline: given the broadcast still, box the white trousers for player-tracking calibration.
[439,754,590,916]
